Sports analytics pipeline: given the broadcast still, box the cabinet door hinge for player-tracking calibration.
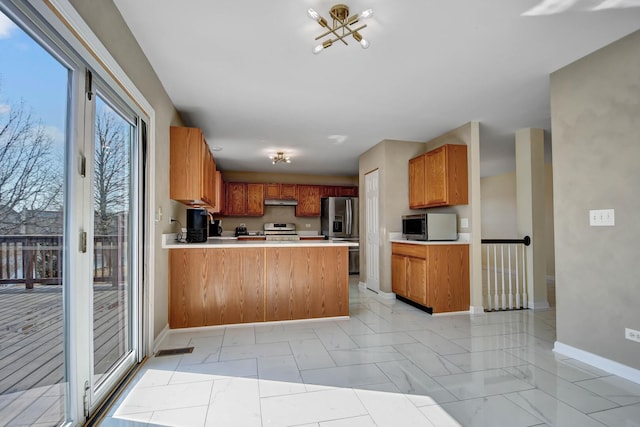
[85,69,93,100]
[80,231,87,253]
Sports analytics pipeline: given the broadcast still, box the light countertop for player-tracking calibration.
[389,232,471,246]
[162,234,357,249]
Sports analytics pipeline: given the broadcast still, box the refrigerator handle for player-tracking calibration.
[346,198,352,236]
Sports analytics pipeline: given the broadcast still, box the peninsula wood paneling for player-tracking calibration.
[169,248,264,328]
[265,246,348,321]
[170,246,349,327]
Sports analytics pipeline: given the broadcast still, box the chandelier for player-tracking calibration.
[307,4,374,54]
[270,152,291,164]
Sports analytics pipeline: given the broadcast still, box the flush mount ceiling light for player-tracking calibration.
[270,152,291,164]
[307,4,373,54]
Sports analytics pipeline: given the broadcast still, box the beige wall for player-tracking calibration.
[480,164,556,277]
[551,30,640,369]
[359,140,425,293]
[69,0,184,339]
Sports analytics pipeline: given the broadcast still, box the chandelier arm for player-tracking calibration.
[316,16,349,46]
[314,23,366,42]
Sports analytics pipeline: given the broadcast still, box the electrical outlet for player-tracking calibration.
[305,224,311,228]
[460,218,469,229]
[625,328,640,343]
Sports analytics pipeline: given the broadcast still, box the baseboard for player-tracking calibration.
[528,298,551,310]
[554,341,640,385]
[469,305,485,314]
[377,290,396,301]
[152,324,170,353]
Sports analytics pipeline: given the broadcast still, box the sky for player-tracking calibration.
[0,9,68,149]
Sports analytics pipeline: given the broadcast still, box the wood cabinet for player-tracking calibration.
[225,182,246,216]
[169,245,348,327]
[338,186,358,197]
[321,185,358,198]
[409,144,468,209]
[225,182,264,216]
[170,126,219,209]
[247,183,264,216]
[265,246,348,321]
[169,248,265,327]
[213,170,224,214]
[264,183,297,200]
[392,243,469,313]
[295,185,321,216]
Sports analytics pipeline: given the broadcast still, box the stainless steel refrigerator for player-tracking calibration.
[321,197,359,274]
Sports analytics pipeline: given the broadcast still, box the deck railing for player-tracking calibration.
[481,236,531,311]
[0,234,124,289]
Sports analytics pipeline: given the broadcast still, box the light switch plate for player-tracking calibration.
[589,209,615,226]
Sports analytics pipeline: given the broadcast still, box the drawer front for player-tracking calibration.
[391,243,427,259]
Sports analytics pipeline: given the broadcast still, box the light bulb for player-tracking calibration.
[359,9,374,19]
[307,8,319,20]
[359,38,369,49]
[312,44,324,54]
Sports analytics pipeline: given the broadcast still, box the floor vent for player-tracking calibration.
[155,347,194,357]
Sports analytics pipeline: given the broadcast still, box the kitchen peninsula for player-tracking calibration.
[162,237,356,328]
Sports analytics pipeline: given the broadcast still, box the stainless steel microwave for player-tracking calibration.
[402,213,457,241]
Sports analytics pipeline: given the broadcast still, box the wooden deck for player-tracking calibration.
[0,284,127,425]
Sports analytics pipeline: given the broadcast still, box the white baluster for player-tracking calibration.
[486,245,492,311]
[493,245,499,310]
[500,245,506,310]
[508,244,513,310]
[522,243,528,309]
[515,245,521,309]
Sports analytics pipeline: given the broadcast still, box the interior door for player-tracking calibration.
[365,170,380,293]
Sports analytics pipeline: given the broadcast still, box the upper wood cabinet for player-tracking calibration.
[409,144,468,209]
[213,170,224,214]
[225,182,246,216]
[295,185,321,216]
[408,155,426,208]
[170,126,218,209]
[264,183,297,200]
[247,183,265,216]
[225,182,264,216]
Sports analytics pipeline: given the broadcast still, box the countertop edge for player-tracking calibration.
[161,234,357,249]
[390,239,470,246]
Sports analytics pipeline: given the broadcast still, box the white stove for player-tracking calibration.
[263,223,300,241]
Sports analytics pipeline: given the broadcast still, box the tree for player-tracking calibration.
[0,97,63,234]
[94,105,129,236]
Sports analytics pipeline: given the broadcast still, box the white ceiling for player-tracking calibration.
[113,0,640,177]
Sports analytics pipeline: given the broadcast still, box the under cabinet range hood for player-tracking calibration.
[264,199,298,206]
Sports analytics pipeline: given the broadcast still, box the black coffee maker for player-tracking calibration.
[209,219,222,237]
[186,208,208,242]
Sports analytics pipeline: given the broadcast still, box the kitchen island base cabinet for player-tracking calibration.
[169,246,348,328]
[266,247,348,321]
[169,248,264,328]
[392,243,469,313]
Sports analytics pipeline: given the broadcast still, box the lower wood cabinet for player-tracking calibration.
[392,243,469,313]
[169,246,349,328]
[169,247,265,327]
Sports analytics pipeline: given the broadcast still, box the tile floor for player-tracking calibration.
[99,280,640,427]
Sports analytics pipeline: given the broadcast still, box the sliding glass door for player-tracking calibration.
[0,1,148,424]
